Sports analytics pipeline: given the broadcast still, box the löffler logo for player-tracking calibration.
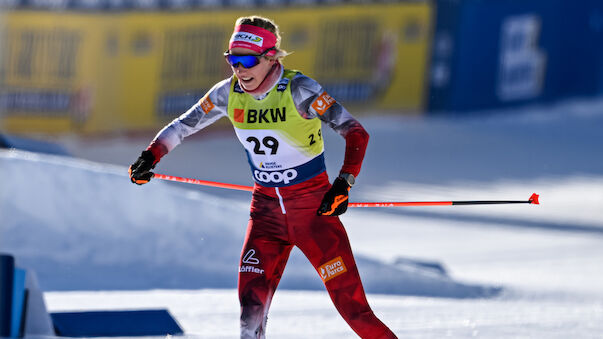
[319,256,347,282]
[242,249,260,264]
[240,249,264,274]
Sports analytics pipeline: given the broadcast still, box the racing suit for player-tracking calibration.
[146,65,397,339]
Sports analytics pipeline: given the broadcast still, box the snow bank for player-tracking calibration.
[0,150,497,297]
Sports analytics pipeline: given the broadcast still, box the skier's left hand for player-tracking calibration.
[317,177,350,216]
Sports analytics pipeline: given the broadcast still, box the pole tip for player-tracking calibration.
[529,193,540,205]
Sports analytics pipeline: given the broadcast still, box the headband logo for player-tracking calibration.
[232,32,264,47]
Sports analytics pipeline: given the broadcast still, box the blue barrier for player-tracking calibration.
[51,309,184,337]
[428,0,603,113]
[0,254,15,337]
[11,269,27,338]
[2,253,184,338]
[0,255,29,338]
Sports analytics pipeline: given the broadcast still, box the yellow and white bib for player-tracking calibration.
[227,70,325,187]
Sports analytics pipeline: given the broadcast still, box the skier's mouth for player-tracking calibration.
[240,77,255,89]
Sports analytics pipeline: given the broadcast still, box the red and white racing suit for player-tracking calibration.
[146,65,397,339]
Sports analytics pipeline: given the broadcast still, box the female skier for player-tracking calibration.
[129,15,397,339]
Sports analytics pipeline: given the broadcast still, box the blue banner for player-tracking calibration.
[428,0,603,113]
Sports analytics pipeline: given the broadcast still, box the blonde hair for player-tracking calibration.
[234,16,289,60]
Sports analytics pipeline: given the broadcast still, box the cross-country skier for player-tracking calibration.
[129,15,397,339]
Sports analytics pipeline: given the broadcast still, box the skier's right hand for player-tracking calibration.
[128,150,156,185]
[317,177,351,216]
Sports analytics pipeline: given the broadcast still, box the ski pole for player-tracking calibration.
[153,173,540,207]
[153,173,253,192]
[348,193,539,207]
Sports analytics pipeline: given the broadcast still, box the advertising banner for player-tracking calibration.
[0,12,119,134]
[428,0,603,113]
[0,3,431,135]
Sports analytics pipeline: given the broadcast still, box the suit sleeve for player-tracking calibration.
[146,78,231,161]
[290,74,369,178]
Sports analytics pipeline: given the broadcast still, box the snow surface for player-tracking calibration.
[2,98,603,337]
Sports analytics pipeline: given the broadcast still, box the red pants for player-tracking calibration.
[238,172,397,339]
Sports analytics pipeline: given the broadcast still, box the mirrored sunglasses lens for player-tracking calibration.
[227,55,259,68]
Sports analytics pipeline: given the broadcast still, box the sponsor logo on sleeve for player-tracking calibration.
[199,94,215,114]
[318,256,347,282]
[311,91,336,115]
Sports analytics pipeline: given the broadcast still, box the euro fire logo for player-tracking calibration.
[311,91,336,115]
[319,256,347,282]
[199,94,214,114]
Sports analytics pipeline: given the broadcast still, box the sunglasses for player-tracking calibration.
[224,47,276,68]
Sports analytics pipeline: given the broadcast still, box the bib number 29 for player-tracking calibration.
[247,136,279,155]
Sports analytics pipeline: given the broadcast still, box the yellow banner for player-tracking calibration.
[0,4,431,135]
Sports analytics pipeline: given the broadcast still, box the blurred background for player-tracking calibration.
[1,0,601,138]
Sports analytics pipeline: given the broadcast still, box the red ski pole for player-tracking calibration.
[153,173,539,207]
[153,173,253,192]
[349,193,539,207]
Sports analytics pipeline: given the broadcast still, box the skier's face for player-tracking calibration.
[229,47,276,92]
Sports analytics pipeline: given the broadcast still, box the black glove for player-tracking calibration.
[317,177,351,216]
[128,150,156,185]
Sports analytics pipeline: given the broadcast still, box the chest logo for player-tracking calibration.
[247,107,286,123]
[254,169,298,185]
[234,108,245,123]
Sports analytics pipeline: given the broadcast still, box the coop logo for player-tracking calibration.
[319,256,347,282]
[231,32,263,47]
[240,249,264,275]
[254,169,298,185]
